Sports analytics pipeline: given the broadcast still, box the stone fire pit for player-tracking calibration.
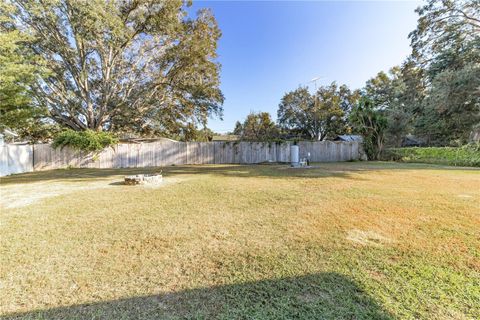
[124,172,163,185]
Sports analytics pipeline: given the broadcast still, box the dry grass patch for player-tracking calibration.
[0,162,479,319]
[346,229,393,247]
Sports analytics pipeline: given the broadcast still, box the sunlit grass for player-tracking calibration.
[1,162,479,319]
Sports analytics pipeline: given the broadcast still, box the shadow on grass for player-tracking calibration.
[0,164,354,185]
[2,272,393,320]
[2,161,475,186]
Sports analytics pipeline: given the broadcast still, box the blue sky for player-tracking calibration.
[189,0,422,133]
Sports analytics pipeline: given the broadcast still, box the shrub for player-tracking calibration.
[382,144,480,167]
[52,129,118,152]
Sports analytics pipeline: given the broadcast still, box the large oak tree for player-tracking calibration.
[277,83,359,141]
[1,0,224,134]
[409,0,479,79]
[408,0,480,145]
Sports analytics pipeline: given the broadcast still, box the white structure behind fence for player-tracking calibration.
[0,140,361,176]
[0,144,34,176]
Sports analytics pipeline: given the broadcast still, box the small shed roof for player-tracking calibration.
[334,135,363,142]
[1,129,19,137]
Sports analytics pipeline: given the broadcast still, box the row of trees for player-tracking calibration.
[233,0,479,159]
[365,0,479,147]
[231,85,384,159]
[233,83,359,141]
[1,0,478,156]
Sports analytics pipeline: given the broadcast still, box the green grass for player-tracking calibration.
[384,145,480,167]
[1,162,479,319]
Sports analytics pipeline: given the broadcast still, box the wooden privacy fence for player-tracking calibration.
[33,140,360,171]
[0,140,361,175]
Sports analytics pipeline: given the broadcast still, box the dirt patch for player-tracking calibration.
[0,177,187,209]
[346,229,393,247]
[0,181,110,209]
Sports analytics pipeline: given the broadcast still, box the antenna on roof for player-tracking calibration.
[308,76,326,90]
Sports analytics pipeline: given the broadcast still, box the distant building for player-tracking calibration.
[0,129,19,145]
[334,135,363,143]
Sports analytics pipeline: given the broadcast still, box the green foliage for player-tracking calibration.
[360,1,479,149]
[407,0,480,145]
[176,124,216,142]
[3,0,223,132]
[232,121,243,136]
[409,0,479,80]
[236,112,279,141]
[350,98,387,160]
[0,19,50,139]
[364,59,479,148]
[20,123,61,143]
[364,70,394,109]
[364,67,408,147]
[193,127,216,142]
[416,63,480,146]
[383,144,480,167]
[52,130,118,152]
[277,83,359,141]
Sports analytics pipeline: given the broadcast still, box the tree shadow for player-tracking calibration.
[2,161,475,186]
[2,272,393,320]
[0,164,355,185]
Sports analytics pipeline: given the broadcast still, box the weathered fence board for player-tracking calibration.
[187,142,215,165]
[0,140,361,175]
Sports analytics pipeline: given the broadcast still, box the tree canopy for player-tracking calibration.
[360,0,480,147]
[2,0,478,147]
[0,20,58,141]
[410,0,479,79]
[235,112,279,141]
[349,98,387,160]
[408,0,479,145]
[277,83,359,141]
[1,0,223,135]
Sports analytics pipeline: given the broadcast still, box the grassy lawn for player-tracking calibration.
[1,162,479,319]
